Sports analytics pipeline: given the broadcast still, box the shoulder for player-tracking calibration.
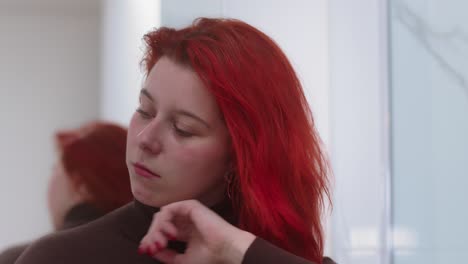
[243,237,337,264]
[15,204,133,264]
[323,256,337,264]
[0,243,29,263]
[14,232,74,263]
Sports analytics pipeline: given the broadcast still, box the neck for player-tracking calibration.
[53,196,89,230]
[133,196,237,226]
[57,202,104,230]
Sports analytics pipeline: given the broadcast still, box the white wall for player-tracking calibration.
[222,0,330,145]
[100,0,160,125]
[328,0,390,263]
[160,0,330,146]
[390,1,468,263]
[0,0,100,249]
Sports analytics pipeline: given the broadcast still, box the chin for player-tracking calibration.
[131,185,160,207]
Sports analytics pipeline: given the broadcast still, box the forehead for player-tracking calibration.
[143,57,222,121]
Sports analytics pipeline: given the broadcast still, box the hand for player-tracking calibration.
[139,199,256,264]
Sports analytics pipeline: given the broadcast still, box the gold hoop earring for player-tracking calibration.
[224,169,236,199]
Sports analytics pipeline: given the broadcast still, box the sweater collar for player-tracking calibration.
[60,203,105,230]
[120,198,237,252]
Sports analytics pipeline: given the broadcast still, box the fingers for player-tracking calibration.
[152,248,178,263]
[140,199,228,255]
[160,221,178,240]
[159,199,200,220]
[140,212,178,252]
[160,199,208,228]
[139,205,189,263]
[139,200,203,257]
[166,200,227,236]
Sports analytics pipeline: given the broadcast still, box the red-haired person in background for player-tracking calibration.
[16,18,335,264]
[0,121,132,264]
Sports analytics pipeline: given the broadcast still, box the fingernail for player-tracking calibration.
[137,247,145,255]
[147,247,156,256]
[154,241,162,251]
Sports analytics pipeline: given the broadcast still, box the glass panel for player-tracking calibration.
[390,0,468,263]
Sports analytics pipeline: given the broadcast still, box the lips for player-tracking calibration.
[133,163,161,179]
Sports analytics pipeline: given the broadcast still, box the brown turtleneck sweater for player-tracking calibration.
[0,203,104,264]
[14,200,335,264]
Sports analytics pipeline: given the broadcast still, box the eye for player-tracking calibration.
[136,108,153,119]
[173,124,194,137]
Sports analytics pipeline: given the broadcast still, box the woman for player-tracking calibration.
[16,18,334,264]
[48,121,133,228]
[0,121,132,263]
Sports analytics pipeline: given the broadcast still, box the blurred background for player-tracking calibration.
[1,0,467,263]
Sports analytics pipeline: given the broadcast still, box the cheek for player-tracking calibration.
[47,171,63,213]
[128,114,139,139]
[176,141,229,180]
[47,177,57,210]
[126,115,140,153]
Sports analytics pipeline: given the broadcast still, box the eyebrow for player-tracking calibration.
[174,110,211,129]
[140,88,211,129]
[140,88,154,101]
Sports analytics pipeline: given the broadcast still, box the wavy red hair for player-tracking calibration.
[56,121,133,212]
[141,18,331,263]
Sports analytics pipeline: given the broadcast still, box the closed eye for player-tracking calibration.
[173,124,194,137]
[136,108,153,119]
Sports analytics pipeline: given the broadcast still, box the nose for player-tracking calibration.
[136,119,163,155]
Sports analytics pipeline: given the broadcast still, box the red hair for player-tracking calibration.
[141,18,331,263]
[56,121,133,212]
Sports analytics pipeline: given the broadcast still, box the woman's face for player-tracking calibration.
[47,161,83,230]
[126,56,231,207]
[47,161,68,229]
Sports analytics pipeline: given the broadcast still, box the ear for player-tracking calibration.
[67,173,92,202]
[55,131,79,149]
[76,183,91,200]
